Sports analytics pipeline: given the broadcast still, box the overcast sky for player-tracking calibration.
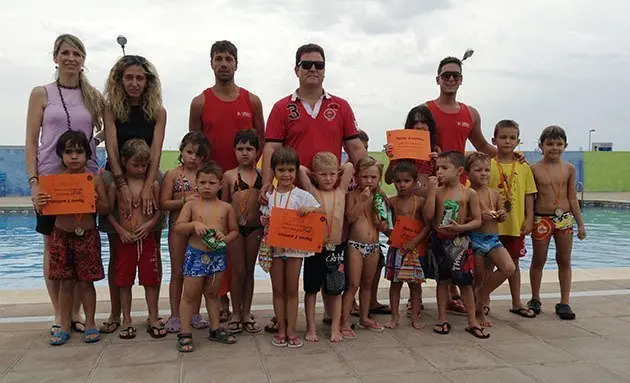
[1,0,628,152]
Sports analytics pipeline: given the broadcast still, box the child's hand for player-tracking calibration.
[260,215,270,226]
[520,220,533,236]
[481,210,497,222]
[427,176,439,191]
[214,230,226,241]
[118,228,136,244]
[384,143,393,158]
[360,187,373,203]
[577,225,586,240]
[430,151,439,160]
[496,209,508,222]
[404,239,418,252]
[133,222,151,240]
[33,191,51,210]
[439,219,463,234]
[298,207,314,216]
[193,222,208,237]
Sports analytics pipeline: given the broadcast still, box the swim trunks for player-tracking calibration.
[469,232,504,257]
[49,227,104,282]
[532,212,574,241]
[426,231,474,286]
[499,235,526,259]
[113,235,161,287]
[303,244,346,296]
[183,245,227,278]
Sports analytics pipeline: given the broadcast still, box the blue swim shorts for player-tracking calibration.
[468,232,504,257]
[183,245,227,277]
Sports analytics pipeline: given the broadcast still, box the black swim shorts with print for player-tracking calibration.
[303,244,346,296]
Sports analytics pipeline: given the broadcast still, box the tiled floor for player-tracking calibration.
[2,280,630,382]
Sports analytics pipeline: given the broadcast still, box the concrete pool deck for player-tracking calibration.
[2,269,630,382]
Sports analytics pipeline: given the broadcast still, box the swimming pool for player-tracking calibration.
[0,207,628,290]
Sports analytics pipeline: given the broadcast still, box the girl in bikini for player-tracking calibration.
[340,156,389,338]
[160,132,210,333]
[221,129,264,335]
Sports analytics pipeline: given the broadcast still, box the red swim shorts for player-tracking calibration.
[499,235,526,259]
[48,227,105,282]
[113,235,161,287]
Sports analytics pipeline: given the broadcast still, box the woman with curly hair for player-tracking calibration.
[98,55,167,334]
[25,33,105,339]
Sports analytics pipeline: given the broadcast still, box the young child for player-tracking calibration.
[174,161,239,352]
[107,139,164,340]
[341,156,389,337]
[38,131,109,345]
[529,126,586,320]
[261,147,323,348]
[221,129,263,334]
[424,151,487,338]
[465,152,516,327]
[160,132,210,333]
[299,152,354,343]
[488,120,537,319]
[383,162,429,330]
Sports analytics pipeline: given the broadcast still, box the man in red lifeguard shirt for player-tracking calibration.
[189,40,265,326]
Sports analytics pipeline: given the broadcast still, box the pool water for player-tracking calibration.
[0,208,628,290]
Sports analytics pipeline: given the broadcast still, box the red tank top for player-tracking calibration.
[426,100,474,153]
[201,87,254,172]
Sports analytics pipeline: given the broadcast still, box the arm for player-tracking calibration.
[174,201,195,235]
[298,166,317,195]
[344,137,368,166]
[25,87,46,211]
[104,105,132,219]
[467,106,498,157]
[457,189,482,232]
[259,141,282,203]
[249,93,265,162]
[94,176,110,215]
[423,177,438,223]
[142,107,167,214]
[223,205,239,244]
[567,165,586,239]
[493,190,508,223]
[188,94,204,132]
[106,183,133,243]
[345,193,363,224]
[159,170,181,211]
[338,162,355,191]
[521,194,535,235]
[384,159,398,185]
[221,172,232,203]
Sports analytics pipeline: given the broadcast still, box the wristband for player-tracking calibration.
[28,176,39,185]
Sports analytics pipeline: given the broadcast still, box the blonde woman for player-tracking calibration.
[99,55,167,334]
[25,34,104,341]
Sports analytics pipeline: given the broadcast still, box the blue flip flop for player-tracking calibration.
[83,328,101,343]
[50,330,71,346]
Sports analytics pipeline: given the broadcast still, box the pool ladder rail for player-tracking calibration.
[577,181,584,208]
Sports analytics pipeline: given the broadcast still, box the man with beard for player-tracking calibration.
[189,40,265,324]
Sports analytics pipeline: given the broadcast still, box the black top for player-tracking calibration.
[106,105,155,171]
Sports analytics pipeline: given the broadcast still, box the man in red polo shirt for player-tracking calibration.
[189,40,265,326]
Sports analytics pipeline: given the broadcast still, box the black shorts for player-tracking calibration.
[303,244,346,296]
[36,213,56,235]
[424,231,474,286]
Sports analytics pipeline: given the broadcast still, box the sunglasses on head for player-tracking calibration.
[439,71,462,81]
[297,60,325,70]
[122,55,147,65]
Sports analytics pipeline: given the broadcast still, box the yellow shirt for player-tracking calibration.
[489,159,537,237]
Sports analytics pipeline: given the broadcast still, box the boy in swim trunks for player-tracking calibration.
[466,152,515,327]
[175,161,239,352]
[424,151,488,338]
[529,126,586,320]
[299,152,354,343]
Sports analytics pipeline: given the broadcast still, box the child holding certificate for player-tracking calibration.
[261,147,322,349]
[107,139,164,340]
[299,152,354,343]
[37,131,109,345]
[383,162,429,330]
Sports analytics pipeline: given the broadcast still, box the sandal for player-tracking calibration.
[228,320,243,334]
[219,310,231,323]
[287,336,303,349]
[447,296,467,316]
[147,322,168,339]
[208,327,237,344]
[264,317,279,334]
[555,303,576,320]
[527,299,542,315]
[272,335,287,347]
[509,307,536,318]
[177,333,194,353]
[119,326,137,340]
[50,330,71,346]
[433,322,451,335]
[350,307,360,317]
[165,316,182,333]
[358,320,384,332]
[340,328,357,339]
[83,328,100,343]
[191,314,209,329]
[368,304,392,315]
[242,321,262,334]
[466,326,490,339]
[50,324,61,336]
[482,306,490,316]
[71,321,86,333]
[99,321,121,334]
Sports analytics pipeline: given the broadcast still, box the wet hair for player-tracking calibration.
[178,132,210,164]
[211,40,238,63]
[120,138,151,164]
[437,151,466,168]
[196,160,223,180]
[55,130,92,160]
[312,152,339,171]
[392,161,418,181]
[358,130,369,145]
[539,125,567,145]
[494,119,520,138]
[404,105,438,151]
[295,43,325,66]
[465,152,491,172]
[271,146,300,170]
[437,56,463,75]
[233,129,260,150]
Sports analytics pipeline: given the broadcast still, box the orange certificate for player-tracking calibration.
[389,216,424,248]
[386,129,431,161]
[39,173,96,215]
[267,207,326,253]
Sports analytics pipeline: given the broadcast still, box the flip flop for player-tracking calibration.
[509,307,536,318]
[433,322,451,335]
[287,336,303,349]
[527,299,542,315]
[272,335,287,347]
[555,303,576,320]
[147,322,168,339]
[50,330,71,346]
[227,320,242,334]
[242,321,262,334]
[357,321,384,332]
[264,317,279,334]
[465,326,490,339]
[340,328,357,339]
[368,304,392,315]
[191,314,209,329]
[119,326,136,340]
[83,328,100,343]
[99,321,121,334]
[165,316,182,333]
[71,321,86,332]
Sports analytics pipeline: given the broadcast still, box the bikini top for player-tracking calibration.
[174,173,196,193]
[233,171,262,193]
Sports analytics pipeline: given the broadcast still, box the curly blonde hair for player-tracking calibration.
[53,34,104,131]
[104,55,162,123]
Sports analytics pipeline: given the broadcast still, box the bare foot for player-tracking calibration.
[476,308,493,327]
[329,329,343,343]
[384,317,399,329]
[305,330,319,342]
[411,318,424,330]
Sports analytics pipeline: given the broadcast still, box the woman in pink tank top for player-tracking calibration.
[24,34,104,338]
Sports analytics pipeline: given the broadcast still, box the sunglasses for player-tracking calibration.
[439,71,462,81]
[298,60,325,70]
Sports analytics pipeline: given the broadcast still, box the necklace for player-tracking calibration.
[394,195,417,220]
[56,80,72,131]
[496,159,516,212]
[273,187,294,209]
[543,163,564,217]
[317,189,337,251]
